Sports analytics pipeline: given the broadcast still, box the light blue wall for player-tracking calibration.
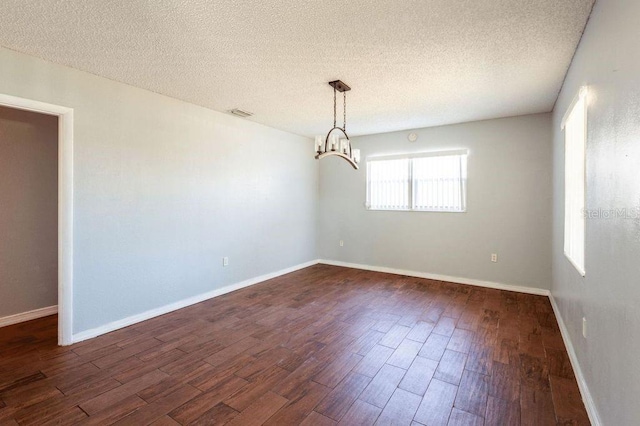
[319,114,553,290]
[0,47,318,334]
[551,0,640,424]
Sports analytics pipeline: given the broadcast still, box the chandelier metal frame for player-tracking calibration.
[314,80,360,170]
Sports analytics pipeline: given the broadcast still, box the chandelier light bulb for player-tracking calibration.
[339,138,349,154]
[331,135,339,151]
[315,135,323,153]
[352,149,361,163]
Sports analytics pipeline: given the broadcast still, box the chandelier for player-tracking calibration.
[314,80,360,169]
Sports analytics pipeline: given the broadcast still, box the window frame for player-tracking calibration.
[366,149,468,213]
[561,86,588,277]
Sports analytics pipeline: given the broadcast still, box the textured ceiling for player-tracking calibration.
[0,0,594,137]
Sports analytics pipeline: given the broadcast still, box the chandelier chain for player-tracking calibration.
[333,86,337,128]
[343,91,346,130]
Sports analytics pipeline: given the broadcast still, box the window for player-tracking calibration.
[366,150,468,212]
[562,87,587,276]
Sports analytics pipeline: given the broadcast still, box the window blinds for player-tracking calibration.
[367,158,410,210]
[366,150,468,212]
[412,154,467,211]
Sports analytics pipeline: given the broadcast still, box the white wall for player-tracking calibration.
[0,47,318,335]
[551,0,640,424]
[0,106,58,318]
[319,113,552,291]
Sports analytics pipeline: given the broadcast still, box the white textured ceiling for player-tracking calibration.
[0,0,594,137]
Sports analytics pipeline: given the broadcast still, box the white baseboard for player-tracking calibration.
[71,259,548,343]
[71,259,320,344]
[549,294,602,426]
[0,305,58,328]
[319,259,550,296]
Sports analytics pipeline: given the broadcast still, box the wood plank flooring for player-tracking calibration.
[0,265,590,425]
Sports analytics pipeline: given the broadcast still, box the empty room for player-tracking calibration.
[0,0,637,425]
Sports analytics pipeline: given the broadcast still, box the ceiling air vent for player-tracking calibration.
[229,108,253,118]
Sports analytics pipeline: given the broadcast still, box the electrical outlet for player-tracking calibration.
[491,253,498,263]
[582,317,587,338]
[222,257,229,267]
[339,240,344,247]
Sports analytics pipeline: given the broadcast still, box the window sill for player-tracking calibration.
[366,208,466,213]
[564,252,586,277]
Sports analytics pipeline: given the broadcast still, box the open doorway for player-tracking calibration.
[0,105,58,332]
[0,94,73,345]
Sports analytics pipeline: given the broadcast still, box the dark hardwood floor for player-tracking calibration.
[0,265,589,425]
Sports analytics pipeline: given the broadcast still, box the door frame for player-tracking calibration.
[0,93,74,345]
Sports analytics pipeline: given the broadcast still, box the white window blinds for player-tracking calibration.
[367,158,410,210]
[562,87,587,276]
[366,150,468,212]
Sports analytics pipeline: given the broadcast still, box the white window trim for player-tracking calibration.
[561,86,588,130]
[366,149,468,213]
[366,149,469,162]
[562,86,587,277]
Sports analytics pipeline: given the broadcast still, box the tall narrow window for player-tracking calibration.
[366,150,468,212]
[562,87,587,276]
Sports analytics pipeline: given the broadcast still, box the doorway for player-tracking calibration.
[0,94,73,345]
